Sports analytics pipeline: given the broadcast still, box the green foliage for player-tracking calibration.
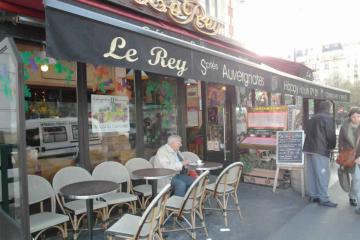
[239,153,258,173]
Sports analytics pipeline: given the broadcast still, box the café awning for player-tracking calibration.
[44,0,350,102]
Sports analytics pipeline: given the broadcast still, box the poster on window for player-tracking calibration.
[91,94,130,133]
[247,106,288,129]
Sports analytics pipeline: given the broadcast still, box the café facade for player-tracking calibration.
[0,0,350,239]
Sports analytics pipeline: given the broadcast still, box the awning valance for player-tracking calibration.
[44,0,350,102]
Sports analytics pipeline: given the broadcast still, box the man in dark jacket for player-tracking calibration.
[303,101,337,207]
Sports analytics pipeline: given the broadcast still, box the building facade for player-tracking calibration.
[293,42,360,87]
[0,1,350,239]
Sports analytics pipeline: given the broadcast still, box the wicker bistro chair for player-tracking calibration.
[28,175,69,240]
[92,161,138,220]
[162,170,210,240]
[204,161,244,227]
[125,158,153,209]
[52,166,108,240]
[149,156,156,167]
[105,184,171,240]
[181,151,200,164]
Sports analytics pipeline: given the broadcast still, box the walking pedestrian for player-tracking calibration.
[338,107,360,213]
[303,101,337,207]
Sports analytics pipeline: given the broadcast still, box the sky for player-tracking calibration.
[233,0,360,58]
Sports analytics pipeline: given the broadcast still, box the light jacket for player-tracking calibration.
[153,144,184,190]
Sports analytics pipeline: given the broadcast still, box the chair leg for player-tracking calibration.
[63,222,68,239]
[233,192,243,220]
[157,228,164,240]
[191,211,196,240]
[196,209,208,237]
[221,194,229,227]
[132,201,137,214]
[73,215,79,240]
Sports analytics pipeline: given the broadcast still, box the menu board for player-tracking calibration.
[247,106,288,129]
[276,131,304,165]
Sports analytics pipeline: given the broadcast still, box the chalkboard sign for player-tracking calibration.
[276,131,304,165]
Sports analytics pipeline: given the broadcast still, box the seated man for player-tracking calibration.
[154,135,194,197]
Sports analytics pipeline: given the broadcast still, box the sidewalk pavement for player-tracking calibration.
[80,166,360,240]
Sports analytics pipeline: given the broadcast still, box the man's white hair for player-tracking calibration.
[167,135,182,144]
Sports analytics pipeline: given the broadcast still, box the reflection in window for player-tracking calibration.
[18,41,78,182]
[271,93,282,106]
[26,128,40,147]
[87,65,136,167]
[142,73,178,159]
[42,126,67,143]
[255,90,268,106]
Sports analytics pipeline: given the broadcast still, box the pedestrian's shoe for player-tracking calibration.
[318,200,338,208]
[309,197,320,203]
[349,198,357,207]
[355,208,360,215]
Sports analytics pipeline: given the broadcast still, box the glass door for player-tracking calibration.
[205,83,233,163]
[0,37,28,239]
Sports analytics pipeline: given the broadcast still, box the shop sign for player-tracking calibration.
[133,0,224,36]
[45,6,350,102]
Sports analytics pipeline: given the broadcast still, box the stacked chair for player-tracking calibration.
[181,151,201,163]
[52,166,108,239]
[204,161,244,227]
[105,184,171,240]
[162,170,210,240]
[125,158,153,208]
[28,175,69,240]
[92,161,138,221]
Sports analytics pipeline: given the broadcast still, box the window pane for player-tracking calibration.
[142,73,178,159]
[18,42,78,182]
[87,65,136,167]
[0,39,21,221]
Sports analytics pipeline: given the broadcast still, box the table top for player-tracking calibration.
[60,180,118,200]
[132,168,176,180]
[189,161,223,171]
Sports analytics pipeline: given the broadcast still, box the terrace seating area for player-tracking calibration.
[17,153,248,240]
[10,153,352,240]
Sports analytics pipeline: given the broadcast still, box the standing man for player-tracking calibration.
[303,101,337,207]
[154,135,194,196]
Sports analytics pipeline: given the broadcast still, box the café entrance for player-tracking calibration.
[185,81,237,165]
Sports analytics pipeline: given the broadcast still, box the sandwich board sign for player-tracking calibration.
[273,130,305,197]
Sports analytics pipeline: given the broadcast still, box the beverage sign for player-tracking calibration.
[276,131,304,165]
[91,94,130,133]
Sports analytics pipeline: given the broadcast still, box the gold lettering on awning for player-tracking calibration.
[134,0,224,36]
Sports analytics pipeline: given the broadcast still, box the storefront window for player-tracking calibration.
[0,39,22,220]
[185,80,204,159]
[284,94,295,105]
[271,93,282,106]
[142,73,178,159]
[235,87,248,144]
[206,83,226,152]
[255,90,269,106]
[18,42,78,182]
[87,66,136,167]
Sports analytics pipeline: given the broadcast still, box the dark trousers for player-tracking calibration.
[171,174,194,197]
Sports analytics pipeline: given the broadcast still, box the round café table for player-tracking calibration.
[132,168,176,196]
[189,161,223,171]
[60,180,118,240]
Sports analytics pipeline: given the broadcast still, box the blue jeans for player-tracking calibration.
[305,152,330,202]
[349,165,360,209]
[171,174,194,197]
